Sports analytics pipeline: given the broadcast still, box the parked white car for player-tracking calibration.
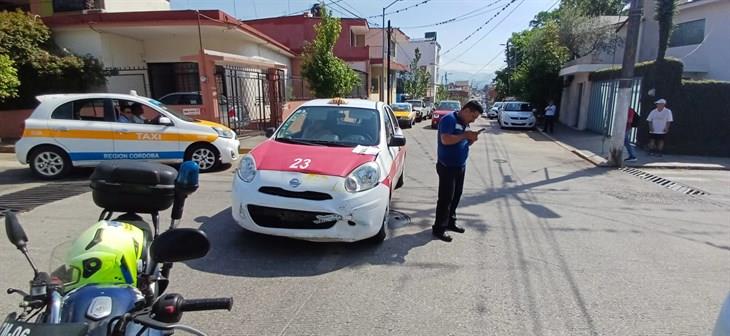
[498,101,537,129]
[488,101,503,118]
[15,93,240,179]
[231,98,407,243]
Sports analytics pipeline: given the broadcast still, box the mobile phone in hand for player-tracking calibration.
[477,128,487,134]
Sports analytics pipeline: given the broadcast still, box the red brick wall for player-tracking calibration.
[0,109,33,141]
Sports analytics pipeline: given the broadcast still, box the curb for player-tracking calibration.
[238,148,251,155]
[537,130,729,171]
[537,130,607,166]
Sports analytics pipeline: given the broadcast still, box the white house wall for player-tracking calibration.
[54,29,104,59]
[102,0,170,12]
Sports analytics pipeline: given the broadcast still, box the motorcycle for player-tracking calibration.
[1,160,231,335]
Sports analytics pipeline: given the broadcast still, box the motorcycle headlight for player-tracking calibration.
[344,162,380,193]
[236,155,256,182]
[213,127,235,139]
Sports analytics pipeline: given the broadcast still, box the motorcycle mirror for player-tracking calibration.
[150,228,210,263]
[4,211,28,250]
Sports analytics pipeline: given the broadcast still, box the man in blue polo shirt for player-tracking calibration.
[433,100,483,242]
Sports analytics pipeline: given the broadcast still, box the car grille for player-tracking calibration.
[247,205,338,229]
[258,187,333,201]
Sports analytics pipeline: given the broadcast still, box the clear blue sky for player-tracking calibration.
[171,0,559,84]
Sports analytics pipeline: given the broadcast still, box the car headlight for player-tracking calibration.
[213,127,235,139]
[236,155,256,182]
[344,162,380,193]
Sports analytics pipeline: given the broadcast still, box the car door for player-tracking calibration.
[110,99,182,163]
[49,98,115,165]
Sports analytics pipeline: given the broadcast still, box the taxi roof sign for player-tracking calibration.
[328,98,348,105]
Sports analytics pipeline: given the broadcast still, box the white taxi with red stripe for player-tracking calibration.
[15,93,239,179]
[232,98,407,243]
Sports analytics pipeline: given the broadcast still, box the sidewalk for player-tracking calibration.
[538,123,730,170]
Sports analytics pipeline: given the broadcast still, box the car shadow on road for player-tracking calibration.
[187,208,439,278]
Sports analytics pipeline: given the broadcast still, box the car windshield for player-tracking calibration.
[276,106,380,147]
[437,101,461,111]
[504,102,533,112]
[148,99,194,122]
[391,104,411,112]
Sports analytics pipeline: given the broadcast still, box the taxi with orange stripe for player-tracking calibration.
[232,98,407,243]
[15,93,240,179]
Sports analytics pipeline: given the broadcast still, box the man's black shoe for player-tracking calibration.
[432,231,453,242]
[447,224,465,234]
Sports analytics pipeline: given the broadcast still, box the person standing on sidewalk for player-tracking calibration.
[624,107,638,162]
[433,100,483,242]
[543,100,557,134]
[646,99,673,156]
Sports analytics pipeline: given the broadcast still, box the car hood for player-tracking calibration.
[504,111,534,118]
[434,110,455,116]
[251,139,378,177]
[193,119,233,131]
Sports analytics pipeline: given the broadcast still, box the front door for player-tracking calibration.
[110,99,182,163]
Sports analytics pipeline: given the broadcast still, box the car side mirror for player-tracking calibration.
[4,211,28,250]
[388,134,406,147]
[159,117,173,126]
[150,228,210,263]
[265,127,276,138]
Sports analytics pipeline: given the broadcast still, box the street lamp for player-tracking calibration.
[381,0,401,102]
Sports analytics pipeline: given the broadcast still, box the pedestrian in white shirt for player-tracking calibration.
[543,100,557,134]
[646,98,673,157]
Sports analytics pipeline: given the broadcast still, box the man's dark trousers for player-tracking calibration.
[544,115,555,133]
[433,162,465,233]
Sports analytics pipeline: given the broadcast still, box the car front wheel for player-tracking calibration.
[185,144,220,172]
[29,146,71,180]
[366,203,389,244]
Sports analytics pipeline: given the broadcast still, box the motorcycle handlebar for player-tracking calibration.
[180,298,233,312]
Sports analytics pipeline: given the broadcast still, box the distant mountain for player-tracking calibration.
[440,71,495,89]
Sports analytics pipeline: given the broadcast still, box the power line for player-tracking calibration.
[341,0,366,17]
[441,0,527,67]
[440,0,518,57]
[400,0,508,29]
[285,0,346,16]
[366,0,432,19]
[468,50,503,79]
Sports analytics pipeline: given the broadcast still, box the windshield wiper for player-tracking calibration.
[275,138,323,146]
[307,140,354,147]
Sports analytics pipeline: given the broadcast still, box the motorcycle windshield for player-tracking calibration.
[48,241,81,292]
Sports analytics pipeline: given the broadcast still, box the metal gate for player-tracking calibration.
[586,78,642,137]
[215,66,285,131]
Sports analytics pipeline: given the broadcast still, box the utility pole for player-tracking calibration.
[381,0,400,103]
[608,0,643,167]
[387,20,392,105]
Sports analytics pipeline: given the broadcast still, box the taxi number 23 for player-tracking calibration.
[289,158,312,169]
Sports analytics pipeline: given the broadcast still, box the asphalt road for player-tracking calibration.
[0,117,728,335]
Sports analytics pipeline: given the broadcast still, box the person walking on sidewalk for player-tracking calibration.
[624,107,638,162]
[433,100,483,242]
[543,100,557,134]
[646,99,673,157]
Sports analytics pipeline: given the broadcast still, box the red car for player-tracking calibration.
[431,100,462,129]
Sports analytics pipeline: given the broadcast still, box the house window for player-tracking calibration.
[371,76,379,94]
[389,41,397,58]
[669,19,705,47]
[148,62,201,100]
[53,0,97,12]
[350,31,365,47]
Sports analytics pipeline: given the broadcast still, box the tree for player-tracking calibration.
[560,0,624,16]
[403,48,431,98]
[0,10,106,108]
[655,0,678,63]
[436,85,448,102]
[558,6,622,60]
[0,55,19,101]
[300,6,359,98]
